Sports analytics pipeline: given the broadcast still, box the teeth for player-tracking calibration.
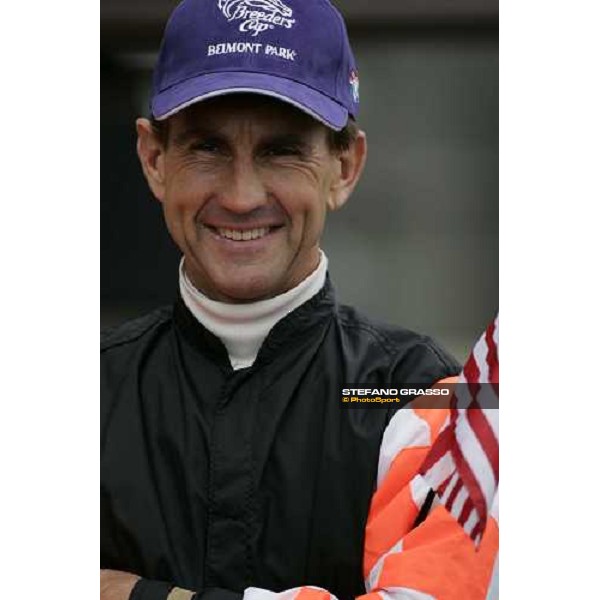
[216,227,270,241]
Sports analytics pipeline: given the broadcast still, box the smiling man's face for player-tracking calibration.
[136,94,365,303]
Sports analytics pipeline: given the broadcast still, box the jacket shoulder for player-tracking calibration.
[336,303,461,379]
[101,306,173,353]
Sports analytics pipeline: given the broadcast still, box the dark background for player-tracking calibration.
[101,0,498,361]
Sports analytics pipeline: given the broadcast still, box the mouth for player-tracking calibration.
[204,224,283,242]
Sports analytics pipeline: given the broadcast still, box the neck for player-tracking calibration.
[179,251,328,370]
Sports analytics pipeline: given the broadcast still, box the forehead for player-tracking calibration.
[168,93,329,138]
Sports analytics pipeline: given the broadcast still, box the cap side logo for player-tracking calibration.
[217,0,296,36]
[349,70,360,103]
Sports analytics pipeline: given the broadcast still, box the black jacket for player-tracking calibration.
[101,278,459,600]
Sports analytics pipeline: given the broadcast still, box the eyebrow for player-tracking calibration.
[172,127,313,152]
[257,134,311,151]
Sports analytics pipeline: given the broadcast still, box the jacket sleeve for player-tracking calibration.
[243,400,499,600]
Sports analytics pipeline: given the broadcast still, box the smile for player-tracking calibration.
[212,226,274,241]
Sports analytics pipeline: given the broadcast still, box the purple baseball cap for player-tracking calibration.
[151,0,360,130]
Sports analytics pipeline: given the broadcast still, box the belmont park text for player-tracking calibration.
[207,42,297,61]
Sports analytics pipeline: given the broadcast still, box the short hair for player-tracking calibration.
[149,113,359,154]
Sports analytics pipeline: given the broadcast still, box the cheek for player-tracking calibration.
[272,182,329,246]
[161,169,212,246]
[268,166,330,217]
[163,162,220,221]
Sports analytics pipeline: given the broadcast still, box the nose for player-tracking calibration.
[219,156,268,214]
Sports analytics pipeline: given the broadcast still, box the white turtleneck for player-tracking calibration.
[179,252,328,370]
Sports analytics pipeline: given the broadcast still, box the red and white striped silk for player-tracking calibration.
[419,316,499,546]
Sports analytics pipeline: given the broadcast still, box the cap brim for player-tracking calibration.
[152,71,348,131]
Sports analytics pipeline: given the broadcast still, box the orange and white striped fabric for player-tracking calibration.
[244,323,500,600]
[360,392,498,600]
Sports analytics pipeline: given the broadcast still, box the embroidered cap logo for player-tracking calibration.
[349,70,359,103]
[217,0,296,36]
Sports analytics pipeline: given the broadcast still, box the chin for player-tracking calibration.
[213,274,282,304]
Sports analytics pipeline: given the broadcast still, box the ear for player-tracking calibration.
[327,130,367,211]
[136,118,167,202]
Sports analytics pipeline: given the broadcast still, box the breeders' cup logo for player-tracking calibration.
[217,0,296,36]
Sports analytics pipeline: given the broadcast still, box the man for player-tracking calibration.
[101,1,498,599]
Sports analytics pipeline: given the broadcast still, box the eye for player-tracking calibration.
[190,139,222,154]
